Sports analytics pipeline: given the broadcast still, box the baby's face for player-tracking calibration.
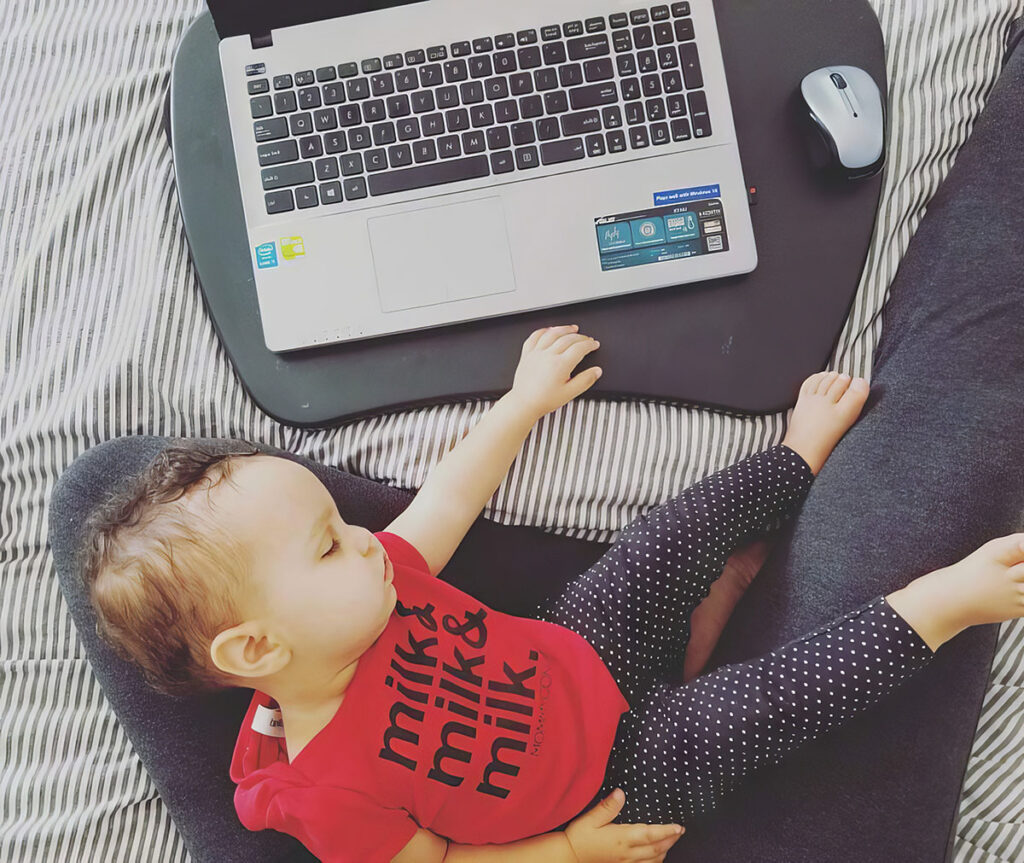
[208,455,396,672]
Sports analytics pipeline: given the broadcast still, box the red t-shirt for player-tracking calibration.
[230,531,629,863]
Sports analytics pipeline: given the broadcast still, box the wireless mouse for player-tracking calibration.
[798,65,886,180]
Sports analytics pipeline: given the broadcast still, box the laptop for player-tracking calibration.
[210,0,757,352]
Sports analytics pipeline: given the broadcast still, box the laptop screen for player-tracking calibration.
[206,0,424,40]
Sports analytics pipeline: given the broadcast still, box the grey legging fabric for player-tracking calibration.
[675,24,1024,863]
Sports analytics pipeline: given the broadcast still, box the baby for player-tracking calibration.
[81,325,1024,863]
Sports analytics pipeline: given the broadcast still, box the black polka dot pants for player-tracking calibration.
[533,444,936,825]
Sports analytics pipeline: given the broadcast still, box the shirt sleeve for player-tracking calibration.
[376,530,431,575]
[265,784,419,863]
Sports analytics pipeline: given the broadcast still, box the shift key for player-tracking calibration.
[261,161,315,190]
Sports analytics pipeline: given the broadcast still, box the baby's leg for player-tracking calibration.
[597,532,1024,826]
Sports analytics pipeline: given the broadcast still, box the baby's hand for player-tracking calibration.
[509,325,602,419]
[564,789,684,863]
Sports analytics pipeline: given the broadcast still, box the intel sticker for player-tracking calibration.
[653,184,721,206]
[255,242,278,269]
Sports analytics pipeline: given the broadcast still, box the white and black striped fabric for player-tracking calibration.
[2,1,1022,860]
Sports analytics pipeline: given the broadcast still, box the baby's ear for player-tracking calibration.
[210,623,289,679]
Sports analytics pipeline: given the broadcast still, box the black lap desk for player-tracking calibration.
[166,0,885,426]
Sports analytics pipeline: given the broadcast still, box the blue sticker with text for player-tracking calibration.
[653,184,721,206]
[255,242,278,269]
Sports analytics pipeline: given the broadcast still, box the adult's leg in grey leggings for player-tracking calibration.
[676,30,1024,863]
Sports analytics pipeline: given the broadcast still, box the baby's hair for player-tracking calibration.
[78,439,266,698]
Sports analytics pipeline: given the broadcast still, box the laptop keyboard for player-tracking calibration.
[245,2,711,215]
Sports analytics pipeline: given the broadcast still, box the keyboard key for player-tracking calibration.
[315,156,340,179]
[339,105,362,126]
[288,113,313,135]
[584,17,606,33]
[261,161,315,190]
[560,109,602,135]
[544,91,569,113]
[519,94,543,117]
[609,13,629,28]
[515,145,540,169]
[650,121,670,144]
[273,74,293,90]
[344,177,368,199]
[299,135,323,158]
[670,117,691,140]
[324,131,348,153]
[568,82,619,109]
[679,42,703,88]
[338,62,359,77]
[368,154,489,195]
[296,185,319,208]
[511,122,535,144]
[340,153,363,174]
[629,9,649,24]
[663,70,683,92]
[517,29,538,44]
[298,87,322,109]
[371,73,395,96]
[451,41,472,57]
[315,66,336,82]
[566,35,610,60]
[445,59,469,81]
[490,150,515,173]
[427,45,447,61]
[671,2,691,15]
[654,22,674,44]
[384,53,404,69]
[585,133,606,156]
[517,46,542,68]
[472,37,494,53]
[313,109,337,131]
[420,64,443,86]
[543,42,567,65]
[536,117,560,140]
[486,125,512,148]
[250,95,273,118]
[413,139,437,162]
[348,126,372,148]
[462,130,486,153]
[674,18,695,41]
[265,189,294,213]
[584,58,614,81]
[629,125,649,148]
[687,90,711,136]
[495,33,515,49]
[253,117,289,142]
[438,135,461,158]
[651,5,671,21]
[602,105,623,127]
[362,57,383,73]
[247,78,269,94]
[540,137,585,164]
[273,91,297,113]
[365,148,387,171]
[404,49,425,65]
[388,143,413,166]
[485,77,509,100]
[540,25,561,40]
[257,140,299,166]
[606,129,627,152]
[563,21,584,37]
[397,117,421,139]
[320,181,343,203]
[323,83,346,104]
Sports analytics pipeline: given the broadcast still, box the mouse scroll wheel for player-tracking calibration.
[830,72,848,89]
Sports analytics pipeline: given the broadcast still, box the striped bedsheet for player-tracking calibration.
[3,1,1023,860]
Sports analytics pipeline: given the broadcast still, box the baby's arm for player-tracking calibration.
[386,325,601,577]
[391,826,576,862]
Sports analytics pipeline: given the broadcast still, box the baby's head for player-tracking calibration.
[80,441,396,700]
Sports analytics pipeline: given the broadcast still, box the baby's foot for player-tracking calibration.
[886,533,1024,652]
[781,371,870,475]
[682,538,772,682]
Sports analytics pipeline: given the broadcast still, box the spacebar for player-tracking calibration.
[367,156,490,196]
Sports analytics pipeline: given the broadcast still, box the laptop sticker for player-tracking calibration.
[652,183,721,205]
[279,236,306,261]
[254,242,278,269]
[594,197,729,272]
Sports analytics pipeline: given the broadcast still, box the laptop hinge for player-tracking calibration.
[250,31,273,49]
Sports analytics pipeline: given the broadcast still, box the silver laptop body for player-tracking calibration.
[219,0,756,351]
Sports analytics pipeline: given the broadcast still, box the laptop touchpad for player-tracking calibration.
[367,197,517,313]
